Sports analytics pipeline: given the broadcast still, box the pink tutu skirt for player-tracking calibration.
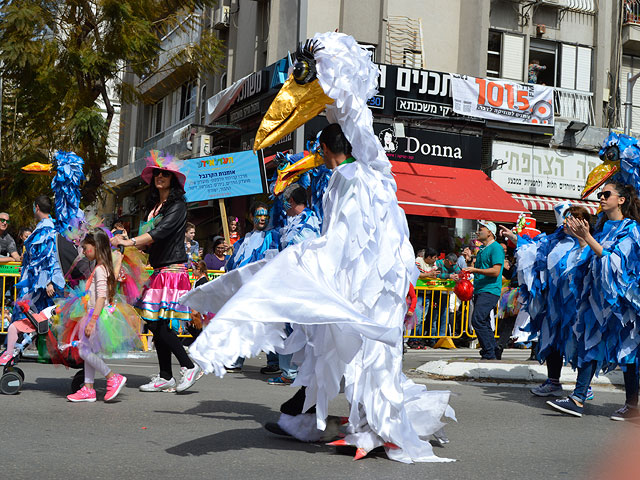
[137,265,191,331]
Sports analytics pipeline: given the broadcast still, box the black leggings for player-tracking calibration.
[146,320,194,380]
[546,350,563,381]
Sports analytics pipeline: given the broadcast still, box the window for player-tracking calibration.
[154,100,163,135]
[528,38,557,86]
[621,55,640,133]
[559,44,592,92]
[180,80,197,120]
[486,30,524,81]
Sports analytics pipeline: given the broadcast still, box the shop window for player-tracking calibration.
[486,30,524,81]
[180,80,197,120]
[528,39,556,86]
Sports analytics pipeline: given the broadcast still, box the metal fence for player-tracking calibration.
[2,264,493,349]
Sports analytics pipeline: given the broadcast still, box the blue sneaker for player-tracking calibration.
[585,386,594,401]
[547,397,583,417]
[531,379,563,397]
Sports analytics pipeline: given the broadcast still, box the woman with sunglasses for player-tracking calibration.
[498,203,594,399]
[546,182,640,420]
[111,151,201,393]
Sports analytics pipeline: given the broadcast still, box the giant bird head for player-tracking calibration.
[582,132,640,199]
[254,32,392,183]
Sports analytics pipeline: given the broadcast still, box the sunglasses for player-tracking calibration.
[153,169,173,178]
[596,191,618,200]
[0,219,8,224]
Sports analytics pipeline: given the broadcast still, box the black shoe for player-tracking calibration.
[225,367,242,373]
[610,404,640,421]
[495,346,503,360]
[265,422,292,437]
[260,365,282,375]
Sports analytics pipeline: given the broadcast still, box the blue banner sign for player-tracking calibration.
[180,150,266,201]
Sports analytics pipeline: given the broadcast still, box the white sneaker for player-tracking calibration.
[176,364,202,392]
[139,374,176,392]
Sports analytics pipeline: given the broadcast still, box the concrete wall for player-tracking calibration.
[458,0,491,76]
[387,0,461,73]
[266,0,299,65]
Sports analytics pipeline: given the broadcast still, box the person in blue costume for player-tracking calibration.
[16,195,65,313]
[268,184,322,385]
[225,201,280,373]
[499,203,593,399]
[547,181,640,419]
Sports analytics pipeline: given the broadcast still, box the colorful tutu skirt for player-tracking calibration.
[137,265,191,331]
[498,287,521,319]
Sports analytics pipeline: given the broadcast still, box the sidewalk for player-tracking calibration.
[411,348,624,387]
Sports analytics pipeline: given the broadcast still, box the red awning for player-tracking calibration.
[392,162,529,223]
[510,194,599,215]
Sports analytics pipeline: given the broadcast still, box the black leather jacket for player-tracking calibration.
[147,200,188,268]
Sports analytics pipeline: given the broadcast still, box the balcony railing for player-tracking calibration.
[625,0,640,25]
[553,87,595,125]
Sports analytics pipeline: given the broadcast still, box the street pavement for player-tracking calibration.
[1,349,638,480]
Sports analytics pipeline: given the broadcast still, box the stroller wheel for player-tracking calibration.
[0,371,23,395]
[5,366,24,381]
[71,369,84,393]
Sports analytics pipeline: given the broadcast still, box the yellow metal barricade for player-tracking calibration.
[405,284,469,343]
[405,282,500,347]
[0,263,21,335]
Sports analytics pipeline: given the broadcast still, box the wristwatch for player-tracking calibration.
[131,237,137,246]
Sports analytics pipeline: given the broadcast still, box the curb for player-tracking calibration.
[416,360,624,387]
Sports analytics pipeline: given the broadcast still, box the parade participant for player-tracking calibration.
[268,184,321,385]
[14,195,65,312]
[499,203,594,399]
[224,201,280,373]
[182,33,454,463]
[111,151,200,393]
[547,181,640,419]
[64,230,131,402]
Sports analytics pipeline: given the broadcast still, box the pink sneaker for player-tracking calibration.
[67,385,97,403]
[104,374,127,402]
[0,350,13,366]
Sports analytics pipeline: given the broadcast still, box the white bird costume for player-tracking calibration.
[181,32,455,463]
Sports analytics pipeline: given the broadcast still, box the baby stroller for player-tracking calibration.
[0,235,90,395]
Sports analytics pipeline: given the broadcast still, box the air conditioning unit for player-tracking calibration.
[195,134,212,156]
[213,6,230,30]
[122,196,138,215]
[128,146,138,164]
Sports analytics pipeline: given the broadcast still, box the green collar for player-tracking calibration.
[339,156,355,166]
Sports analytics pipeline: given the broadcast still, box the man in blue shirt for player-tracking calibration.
[464,220,505,360]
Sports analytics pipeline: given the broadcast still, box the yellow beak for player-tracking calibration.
[21,162,53,175]
[254,76,334,152]
[273,152,325,196]
[581,159,619,199]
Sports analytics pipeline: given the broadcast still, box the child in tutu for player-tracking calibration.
[65,230,137,402]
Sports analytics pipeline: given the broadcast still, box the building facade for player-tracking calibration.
[110,0,633,254]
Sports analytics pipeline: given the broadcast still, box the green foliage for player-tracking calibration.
[0,0,224,211]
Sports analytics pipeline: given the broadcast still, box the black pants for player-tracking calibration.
[146,320,194,380]
[281,387,316,415]
[624,364,640,408]
[546,350,563,381]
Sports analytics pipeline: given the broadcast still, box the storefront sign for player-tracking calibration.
[235,70,269,103]
[180,150,266,201]
[229,100,261,123]
[373,125,481,169]
[451,75,554,126]
[372,64,458,119]
[491,141,599,200]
